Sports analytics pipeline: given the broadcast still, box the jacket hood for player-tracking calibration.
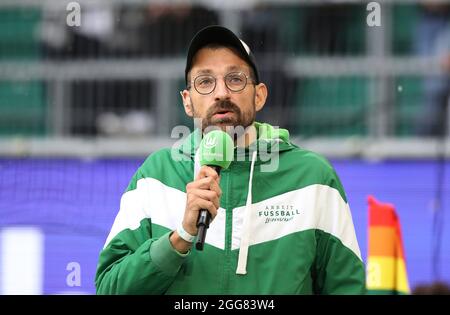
[176,122,295,161]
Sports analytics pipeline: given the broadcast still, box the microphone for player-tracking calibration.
[196,130,234,251]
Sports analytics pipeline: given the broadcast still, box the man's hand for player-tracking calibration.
[182,165,222,235]
[169,166,222,253]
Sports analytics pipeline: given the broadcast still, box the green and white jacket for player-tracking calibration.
[95,122,365,294]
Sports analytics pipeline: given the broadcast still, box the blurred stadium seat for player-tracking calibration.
[0,1,447,141]
[0,9,47,136]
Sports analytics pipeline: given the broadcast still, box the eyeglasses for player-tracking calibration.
[188,72,254,95]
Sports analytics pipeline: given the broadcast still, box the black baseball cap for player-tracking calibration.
[185,25,260,86]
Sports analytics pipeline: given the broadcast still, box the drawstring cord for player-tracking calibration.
[236,150,257,275]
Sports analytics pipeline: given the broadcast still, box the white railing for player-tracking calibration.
[0,136,449,159]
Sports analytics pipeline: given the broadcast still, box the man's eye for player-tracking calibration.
[198,78,214,86]
[228,76,244,84]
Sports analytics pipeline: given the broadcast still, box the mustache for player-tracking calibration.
[207,100,241,117]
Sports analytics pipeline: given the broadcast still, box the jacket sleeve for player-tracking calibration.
[313,229,366,294]
[95,169,188,294]
[95,229,188,294]
[312,168,366,294]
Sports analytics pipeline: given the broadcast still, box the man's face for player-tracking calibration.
[182,47,267,133]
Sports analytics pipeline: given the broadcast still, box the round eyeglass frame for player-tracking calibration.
[188,72,254,95]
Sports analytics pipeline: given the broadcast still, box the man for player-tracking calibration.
[95,25,365,294]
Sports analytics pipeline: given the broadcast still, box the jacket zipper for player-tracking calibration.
[222,169,232,294]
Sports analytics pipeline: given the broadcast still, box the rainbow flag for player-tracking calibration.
[366,195,410,294]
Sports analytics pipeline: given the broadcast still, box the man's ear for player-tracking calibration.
[254,83,268,112]
[181,90,193,117]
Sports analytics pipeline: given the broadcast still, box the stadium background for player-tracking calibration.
[0,0,449,294]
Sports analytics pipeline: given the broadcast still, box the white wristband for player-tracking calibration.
[177,225,196,243]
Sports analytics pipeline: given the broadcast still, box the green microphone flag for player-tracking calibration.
[199,130,234,170]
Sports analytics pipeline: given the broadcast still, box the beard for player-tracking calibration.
[192,99,256,135]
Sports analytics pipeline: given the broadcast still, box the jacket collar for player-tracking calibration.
[176,122,295,162]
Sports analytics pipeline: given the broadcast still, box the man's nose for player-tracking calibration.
[213,78,231,100]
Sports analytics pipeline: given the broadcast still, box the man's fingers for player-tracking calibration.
[188,177,221,195]
[189,189,220,209]
[191,198,217,219]
[196,165,219,181]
